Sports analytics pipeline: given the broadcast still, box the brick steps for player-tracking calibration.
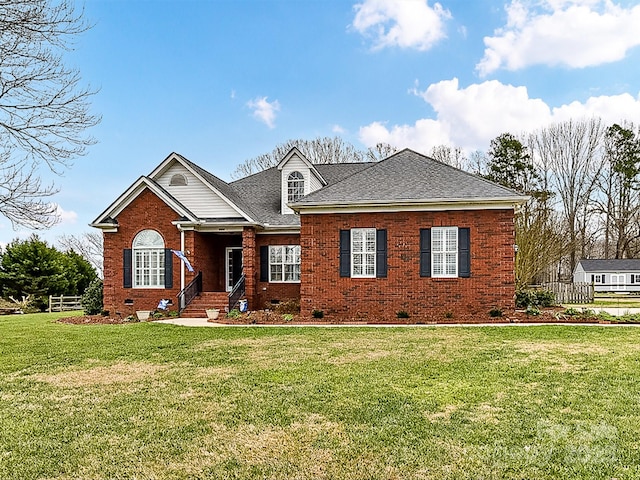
[180,292,229,318]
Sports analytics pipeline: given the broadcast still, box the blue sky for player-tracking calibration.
[2,0,640,247]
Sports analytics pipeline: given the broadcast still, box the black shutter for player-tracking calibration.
[420,229,431,277]
[164,248,173,289]
[260,245,269,282]
[632,275,635,284]
[591,274,595,283]
[602,274,606,284]
[376,229,387,278]
[340,230,351,277]
[123,249,132,288]
[458,227,471,278]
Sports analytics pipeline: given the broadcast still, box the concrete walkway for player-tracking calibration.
[154,317,640,328]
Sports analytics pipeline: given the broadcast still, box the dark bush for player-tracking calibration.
[516,289,556,308]
[489,307,503,317]
[312,309,324,319]
[81,278,103,315]
[396,310,410,319]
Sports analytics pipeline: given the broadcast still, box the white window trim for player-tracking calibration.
[132,230,165,289]
[268,245,301,283]
[351,228,376,278]
[432,226,458,278]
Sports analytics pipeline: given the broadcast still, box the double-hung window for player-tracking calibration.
[269,245,301,282]
[132,230,165,288]
[432,227,458,277]
[420,226,470,278]
[351,228,376,278]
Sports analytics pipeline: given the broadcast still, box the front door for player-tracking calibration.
[226,247,243,292]
[611,273,625,291]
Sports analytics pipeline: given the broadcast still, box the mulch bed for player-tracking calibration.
[58,308,613,325]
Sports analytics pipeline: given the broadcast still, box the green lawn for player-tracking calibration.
[1,313,639,479]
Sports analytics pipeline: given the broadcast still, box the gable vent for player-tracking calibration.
[170,173,187,186]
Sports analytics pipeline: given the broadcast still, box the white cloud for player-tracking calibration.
[477,0,640,76]
[332,124,347,134]
[55,204,78,225]
[358,77,640,153]
[352,0,451,51]
[247,96,280,129]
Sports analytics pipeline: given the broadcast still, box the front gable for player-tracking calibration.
[149,153,253,222]
[154,160,242,219]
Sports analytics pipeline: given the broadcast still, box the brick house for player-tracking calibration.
[91,148,527,320]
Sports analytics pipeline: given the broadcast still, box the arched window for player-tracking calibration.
[132,230,165,287]
[169,173,187,186]
[287,171,305,203]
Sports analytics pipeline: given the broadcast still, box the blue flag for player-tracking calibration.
[172,250,194,272]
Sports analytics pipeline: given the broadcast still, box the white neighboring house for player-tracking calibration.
[573,259,640,293]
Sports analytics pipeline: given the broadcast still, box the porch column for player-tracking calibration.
[242,227,256,310]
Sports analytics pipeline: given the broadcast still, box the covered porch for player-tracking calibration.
[176,228,255,316]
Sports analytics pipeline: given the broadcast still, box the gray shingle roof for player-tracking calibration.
[292,149,525,206]
[578,259,640,272]
[230,162,374,226]
[157,149,524,228]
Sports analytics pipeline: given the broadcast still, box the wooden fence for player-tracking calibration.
[48,295,83,312]
[542,282,594,304]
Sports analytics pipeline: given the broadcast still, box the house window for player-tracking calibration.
[132,230,165,288]
[432,227,458,277]
[632,274,640,284]
[351,228,376,278]
[269,245,301,282]
[287,171,305,203]
[592,274,605,283]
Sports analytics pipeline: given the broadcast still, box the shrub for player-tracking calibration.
[272,299,300,315]
[516,289,556,308]
[444,311,454,319]
[312,309,324,319]
[227,309,241,319]
[396,310,410,319]
[282,313,294,322]
[526,307,541,316]
[489,307,503,317]
[81,279,103,315]
[535,289,555,307]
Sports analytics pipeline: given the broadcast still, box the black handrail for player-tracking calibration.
[228,274,245,311]
[177,271,202,312]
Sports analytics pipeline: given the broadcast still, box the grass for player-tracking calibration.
[1,312,640,479]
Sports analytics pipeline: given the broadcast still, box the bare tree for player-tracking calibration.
[0,0,100,228]
[429,145,468,170]
[532,118,604,274]
[57,231,103,278]
[594,122,640,258]
[230,137,395,179]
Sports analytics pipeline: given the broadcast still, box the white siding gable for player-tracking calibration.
[156,163,240,218]
[280,153,324,214]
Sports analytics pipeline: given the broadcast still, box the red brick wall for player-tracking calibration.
[103,189,182,316]
[252,233,301,310]
[299,210,516,321]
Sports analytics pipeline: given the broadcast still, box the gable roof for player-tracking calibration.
[577,259,640,272]
[290,149,527,210]
[277,147,327,186]
[90,176,198,228]
[93,148,527,231]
